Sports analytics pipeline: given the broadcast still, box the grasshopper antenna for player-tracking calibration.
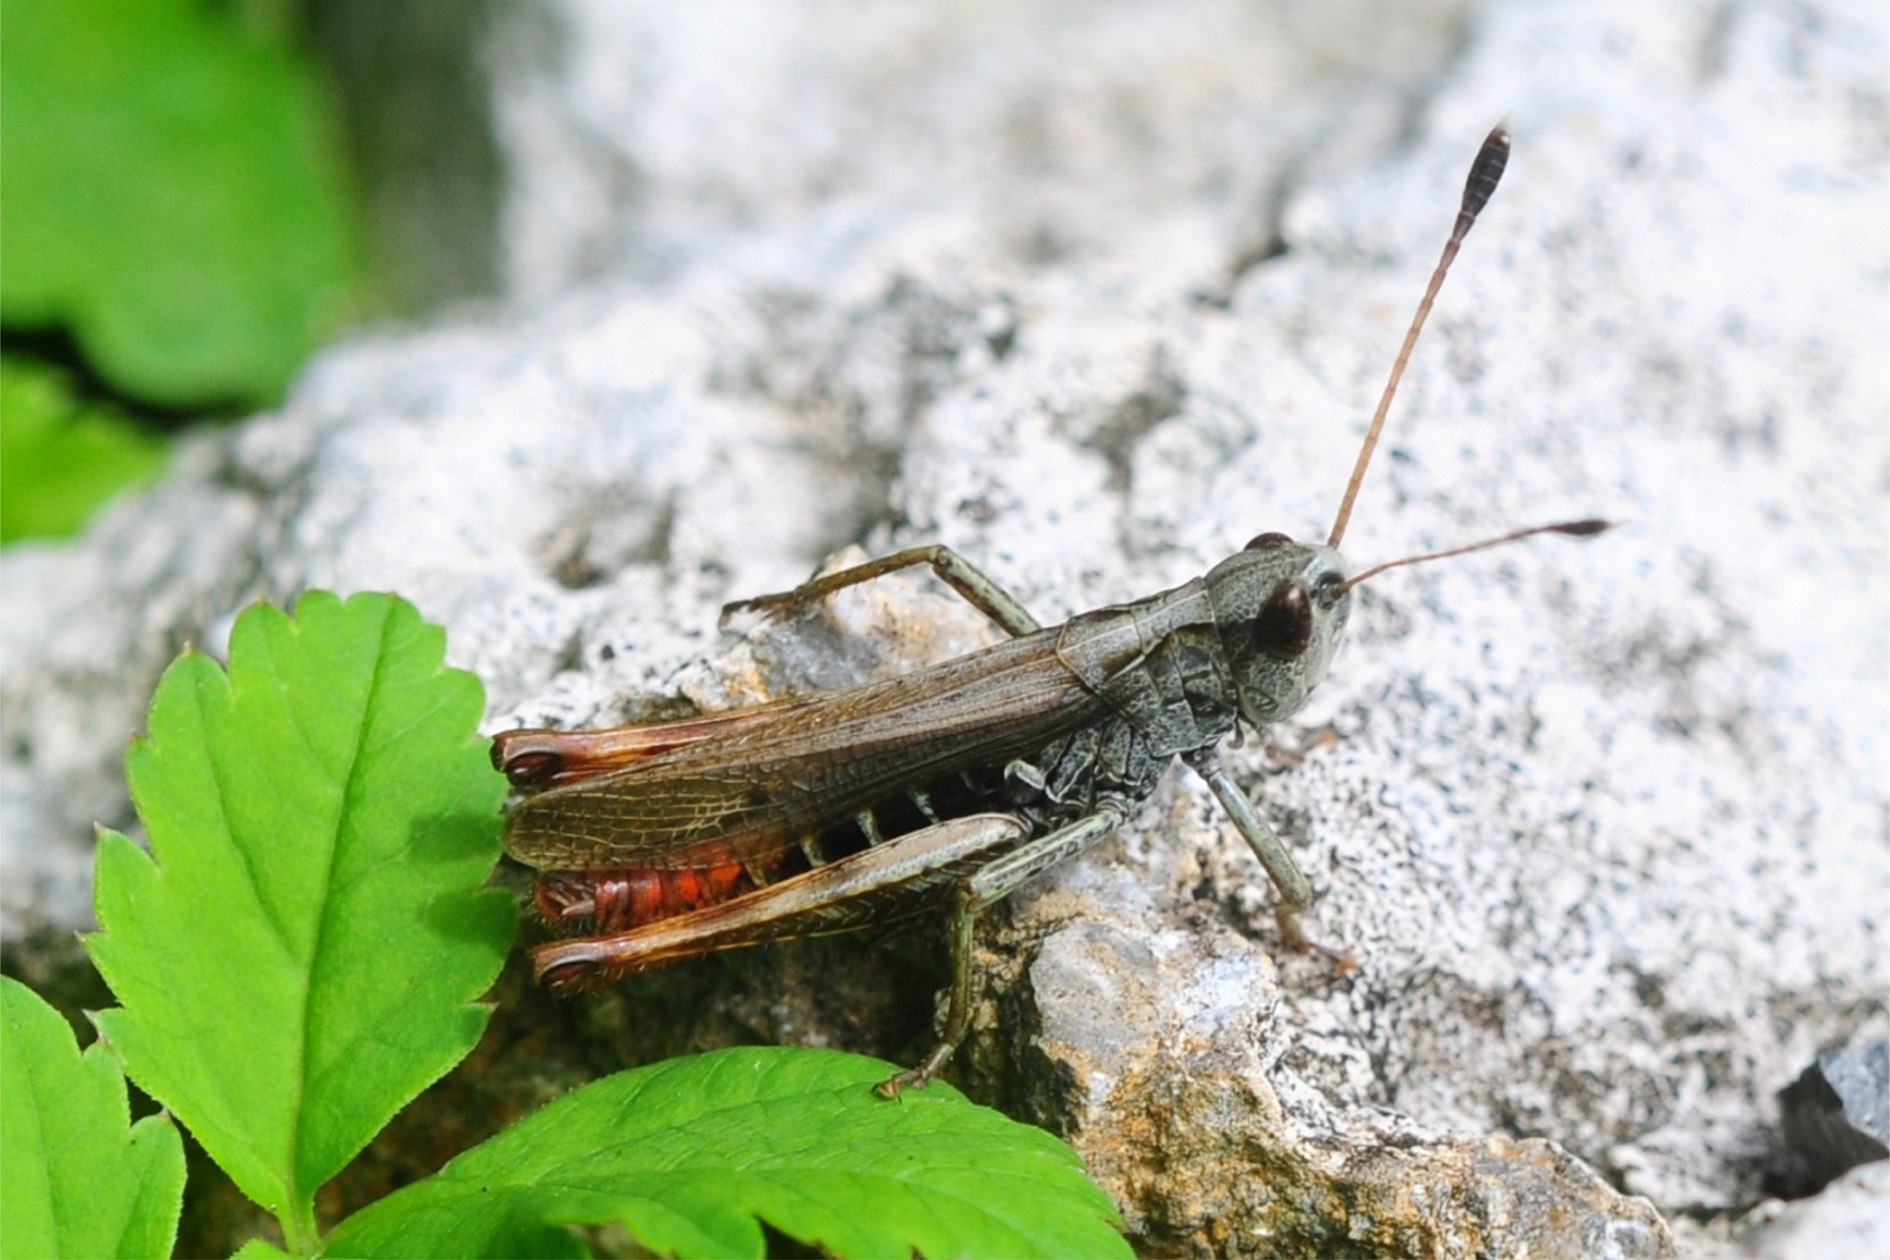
[1327,125,1511,550]
[1338,518,1613,595]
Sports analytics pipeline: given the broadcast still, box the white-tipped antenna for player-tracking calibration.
[1327,126,1511,550]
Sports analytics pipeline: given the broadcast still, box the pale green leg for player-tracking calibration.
[879,806,1124,1096]
[724,544,1043,638]
[1186,748,1352,967]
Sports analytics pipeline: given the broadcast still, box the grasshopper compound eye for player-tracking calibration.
[1245,532,1294,551]
[1254,581,1314,659]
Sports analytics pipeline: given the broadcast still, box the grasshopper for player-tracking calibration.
[492,127,1608,1095]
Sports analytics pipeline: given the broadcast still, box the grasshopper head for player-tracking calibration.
[1205,532,1352,727]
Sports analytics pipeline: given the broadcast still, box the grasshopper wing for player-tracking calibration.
[495,629,1109,871]
[492,694,824,787]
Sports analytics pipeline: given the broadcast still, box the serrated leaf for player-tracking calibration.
[84,592,514,1248]
[0,977,186,1259]
[0,0,357,405]
[322,1047,1129,1260]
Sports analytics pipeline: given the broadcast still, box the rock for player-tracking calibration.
[6,0,1883,1254]
[1735,1160,1890,1260]
[1020,903,1673,1255]
[1773,1038,1890,1197]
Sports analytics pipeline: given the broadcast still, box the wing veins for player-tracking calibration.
[503,632,1104,869]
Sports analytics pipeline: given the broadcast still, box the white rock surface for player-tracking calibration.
[3,0,1883,1247]
[1734,1161,1890,1259]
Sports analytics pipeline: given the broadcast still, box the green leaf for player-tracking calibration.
[0,358,168,544]
[1,0,358,405]
[322,1046,1129,1260]
[84,592,514,1251]
[0,976,186,1259]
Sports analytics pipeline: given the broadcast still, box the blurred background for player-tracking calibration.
[4,0,1480,545]
[5,0,488,541]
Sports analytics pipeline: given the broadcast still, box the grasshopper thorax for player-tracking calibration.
[1204,533,1352,728]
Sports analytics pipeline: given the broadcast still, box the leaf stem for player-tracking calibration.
[282,1196,322,1254]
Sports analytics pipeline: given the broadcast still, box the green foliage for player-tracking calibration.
[84,592,514,1252]
[0,358,167,543]
[0,977,186,1259]
[1,0,358,407]
[322,1046,1129,1260]
[42,590,1126,1257]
